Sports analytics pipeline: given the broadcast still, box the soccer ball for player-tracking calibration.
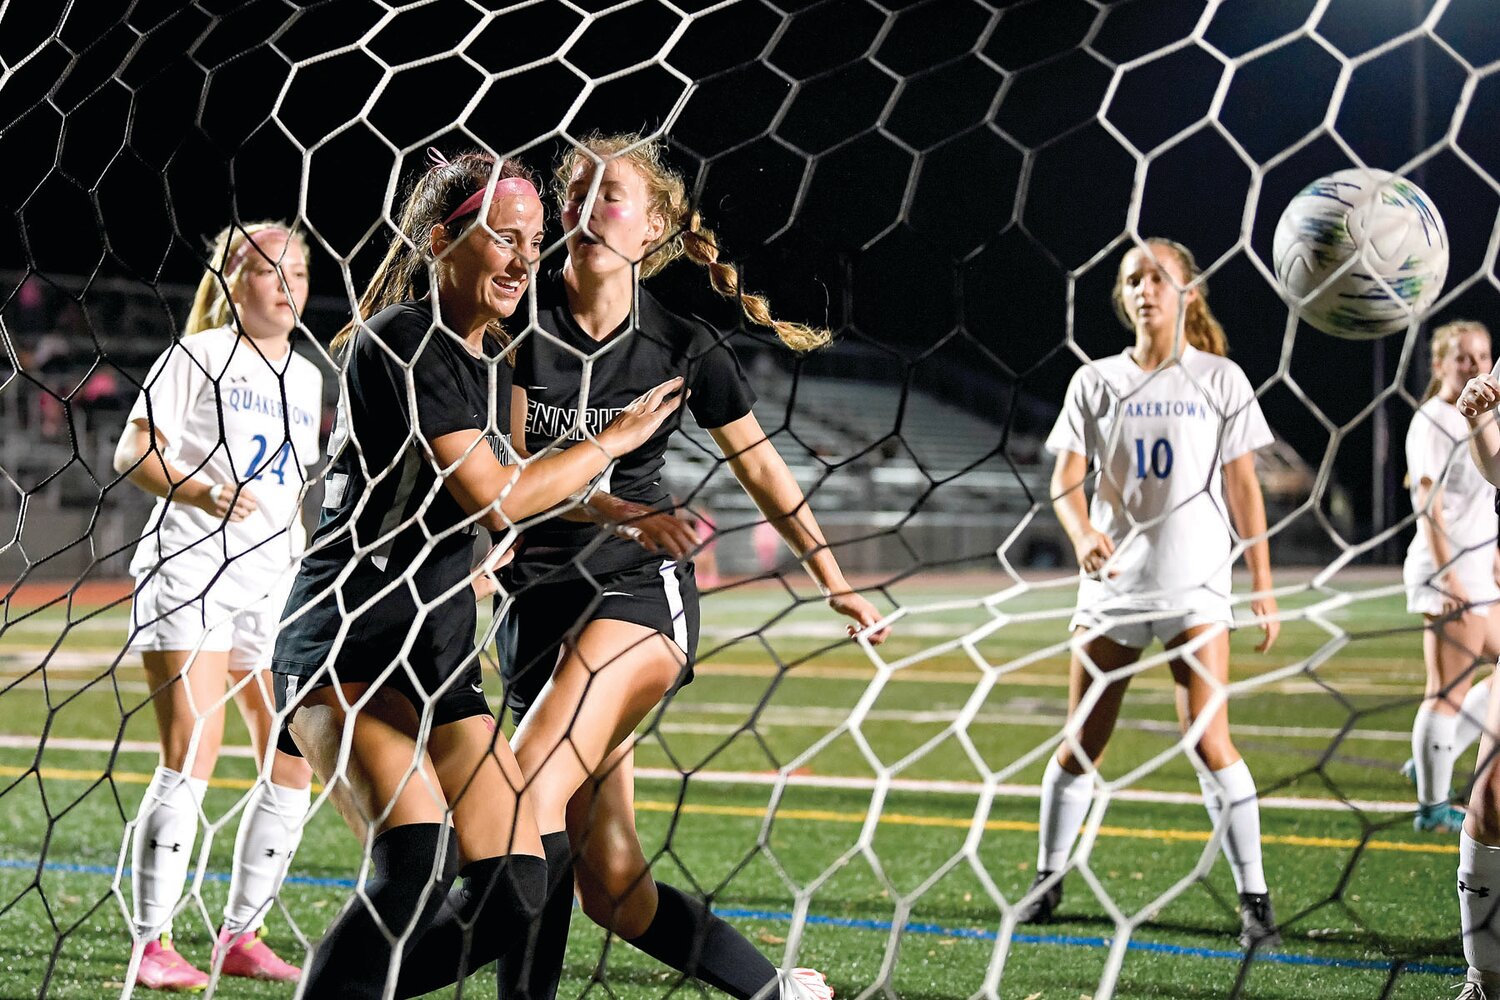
[1272,168,1448,339]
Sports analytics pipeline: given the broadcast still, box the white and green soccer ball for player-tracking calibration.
[1272,168,1448,340]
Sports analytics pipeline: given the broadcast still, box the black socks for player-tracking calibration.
[301,823,460,999]
[497,831,574,1000]
[395,851,548,998]
[626,882,778,1000]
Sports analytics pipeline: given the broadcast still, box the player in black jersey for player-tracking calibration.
[496,133,892,1000]
[269,150,683,999]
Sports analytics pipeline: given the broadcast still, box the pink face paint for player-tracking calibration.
[444,177,540,225]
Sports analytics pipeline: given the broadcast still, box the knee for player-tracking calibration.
[1056,739,1105,774]
[270,749,314,789]
[576,852,652,934]
[1195,738,1239,773]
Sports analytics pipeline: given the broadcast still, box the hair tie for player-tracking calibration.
[223,226,291,278]
[443,176,539,226]
[426,147,451,169]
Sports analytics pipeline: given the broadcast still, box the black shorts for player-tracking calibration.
[500,557,699,724]
[271,661,491,757]
[270,566,492,757]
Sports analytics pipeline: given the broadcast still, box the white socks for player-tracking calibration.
[1037,756,1094,872]
[1456,679,1493,758]
[1198,759,1267,896]
[1413,706,1460,808]
[1460,832,1500,991]
[224,781,311,934]
[132,766,208,939]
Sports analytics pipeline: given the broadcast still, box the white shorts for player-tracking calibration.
[1398,563,1494,617]
[1069,604,1233,651]
[128,563,291,673]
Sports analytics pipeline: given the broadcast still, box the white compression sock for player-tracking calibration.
[1412,706,1460,808]
[1456,679,1493,758]
[223,781,311,934]
[131,766,208,939]
[1037,756,1094,872]
[1198,759,1268,896]
[1460,832,1500,991]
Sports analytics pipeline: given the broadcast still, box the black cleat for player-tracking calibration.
[1238,891,1282,950]
[1016,870,1064,924]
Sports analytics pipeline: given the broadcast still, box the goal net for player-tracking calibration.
[1,1,1495,998]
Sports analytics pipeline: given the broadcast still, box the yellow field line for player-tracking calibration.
[3,763,1454,857]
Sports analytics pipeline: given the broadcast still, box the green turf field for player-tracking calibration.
[0,571,1476,998]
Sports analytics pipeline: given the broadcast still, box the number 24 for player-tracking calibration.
[245,434,292,485]
[1134,437,1173,479]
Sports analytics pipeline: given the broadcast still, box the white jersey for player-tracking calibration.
[1403,396,1498,590]
[1045,344,1275,610]
[127,326,323,589]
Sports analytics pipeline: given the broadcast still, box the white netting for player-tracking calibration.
[3,1,1500,998]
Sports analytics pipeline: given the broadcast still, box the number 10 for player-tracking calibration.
[1134,437,1173,479]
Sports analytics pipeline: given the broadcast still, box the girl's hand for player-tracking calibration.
[828,590,890,645]
[1458,374,1500,419]
[598,378,685,455]
[197,482,257,522]
[1073,529,1116,578]
[1249,594,1280,653]
[1441,572,1472,618]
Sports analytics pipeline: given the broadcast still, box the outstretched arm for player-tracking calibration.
[509,384,699,555]
[709,411,890,644]
[434,378,684,533]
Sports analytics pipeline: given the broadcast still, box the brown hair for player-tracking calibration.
[555,132,829,353]
[185,222,308,335]
[1111,238,1227,356]
[332,150,535,354]
[1422,319,1491,403]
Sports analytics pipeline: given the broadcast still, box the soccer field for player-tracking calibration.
[0,571,1471,999]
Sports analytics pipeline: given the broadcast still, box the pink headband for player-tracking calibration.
[443,177,539,226]
[224,227,291,277]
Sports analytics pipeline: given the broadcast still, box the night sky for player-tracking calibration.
[2,0,1498,545]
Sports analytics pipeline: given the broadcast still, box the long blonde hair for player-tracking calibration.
[1111,238,1228,356]
[185,222,307,335]
[332,151,534,355]
[1422,319,1490,403]
[555,133,830,353]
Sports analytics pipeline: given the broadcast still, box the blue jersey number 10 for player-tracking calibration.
[1133,437,1173,479]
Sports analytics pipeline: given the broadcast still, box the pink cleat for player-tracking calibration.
[136,935,210,992]
[213,926,302,982]
[783,968,834,1000]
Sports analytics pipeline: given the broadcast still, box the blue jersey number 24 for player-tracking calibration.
[1133,437,1173,479]
[245,434,293,485]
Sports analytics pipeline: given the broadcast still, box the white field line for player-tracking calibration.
[0,656,1427,699]
[0,734,1413,814]
[0,668,1419,744]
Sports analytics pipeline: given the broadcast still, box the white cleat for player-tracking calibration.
[782,968,834,1000]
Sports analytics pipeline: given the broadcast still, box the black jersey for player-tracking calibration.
[274,301,511,674]
[508,270,756,583]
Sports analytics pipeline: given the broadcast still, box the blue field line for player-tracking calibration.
[3,858,1462,977]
